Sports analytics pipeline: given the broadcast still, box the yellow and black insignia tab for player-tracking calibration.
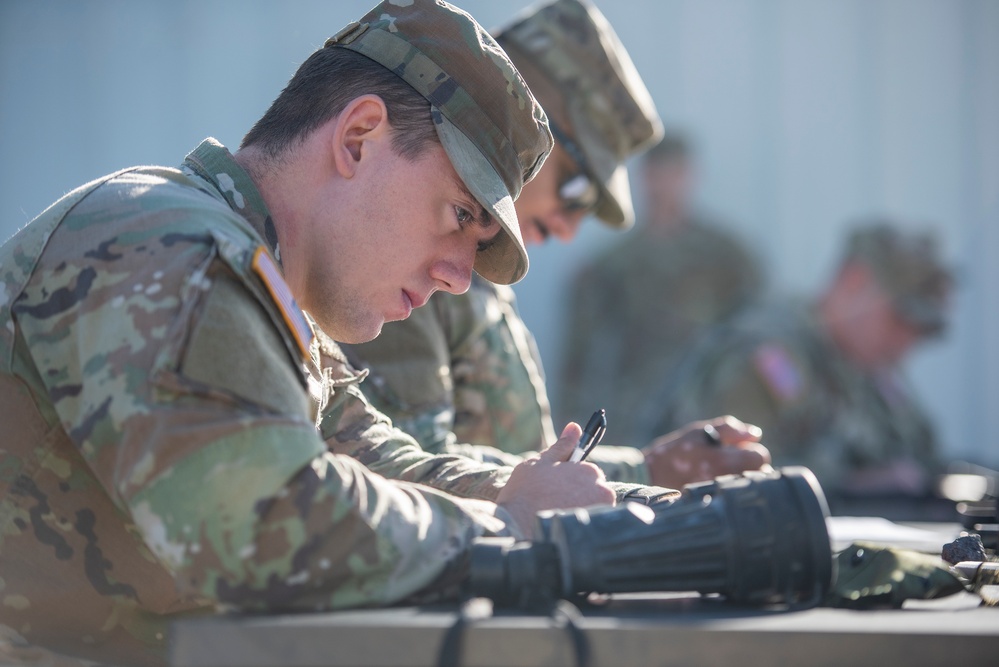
[251,246,313,360]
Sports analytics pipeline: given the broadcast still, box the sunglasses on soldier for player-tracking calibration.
[549,120,600,214]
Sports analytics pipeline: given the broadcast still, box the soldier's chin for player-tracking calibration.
[349,322,385,345]
[326,316,385,346]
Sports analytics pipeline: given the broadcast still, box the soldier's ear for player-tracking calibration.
[330,94,391,179]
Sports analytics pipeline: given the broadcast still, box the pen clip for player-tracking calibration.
[570,409,607,463]
[583,424,606,459]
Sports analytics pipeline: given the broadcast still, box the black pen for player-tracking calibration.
[569,409,607,463]
[701,423,722,446]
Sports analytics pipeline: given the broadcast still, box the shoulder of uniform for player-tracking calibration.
[249,248,314,362]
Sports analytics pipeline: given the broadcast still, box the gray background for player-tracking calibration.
[2,0,996,468]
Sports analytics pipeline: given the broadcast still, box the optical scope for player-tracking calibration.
[470,466,834,608]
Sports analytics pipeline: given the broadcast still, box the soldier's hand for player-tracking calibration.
[641,415,771,489]
[497,422,616,539]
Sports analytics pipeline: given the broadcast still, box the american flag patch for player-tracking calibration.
[251,246,313,360]
[753,343,803,403]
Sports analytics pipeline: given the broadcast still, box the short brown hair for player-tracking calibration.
[241,48,438,161]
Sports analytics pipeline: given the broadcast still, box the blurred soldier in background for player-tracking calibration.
[653,222,953,507]
[558,133,764,445]
[343,0,770,492]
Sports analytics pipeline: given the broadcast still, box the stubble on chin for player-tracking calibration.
[310,301,383,345]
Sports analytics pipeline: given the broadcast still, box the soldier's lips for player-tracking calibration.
[397,289,428,320]
[409,289,431,309]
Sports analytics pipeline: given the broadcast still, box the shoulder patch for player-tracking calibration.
[752,343,803,403]
[251,246,313,360]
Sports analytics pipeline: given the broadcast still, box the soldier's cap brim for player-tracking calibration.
[495,0,663,232]
[433,107,528,285]
[591,162,633,228]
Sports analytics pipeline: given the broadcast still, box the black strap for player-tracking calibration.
[437,597,483,667]
[551,599,591,667]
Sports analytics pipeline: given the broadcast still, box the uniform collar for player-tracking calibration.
[182,137,283,265]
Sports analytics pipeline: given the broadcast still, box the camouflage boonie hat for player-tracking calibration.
[325,0,554,284]
[494,0,663,228]
[845,223,953,336]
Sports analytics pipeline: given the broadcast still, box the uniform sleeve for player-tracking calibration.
[314,354,514,503]
[342,284,654,488]
[16,207,517,611]
[341,302,461,454]
[345,285,554,455]
[332,289,542,501]
[582,445,651,485]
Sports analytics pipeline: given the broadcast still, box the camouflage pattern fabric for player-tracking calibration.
[650,300,941,494]
[557,219,764,445]
[827,542,964,608]
[342,275,651,486]
[0,139,523,666]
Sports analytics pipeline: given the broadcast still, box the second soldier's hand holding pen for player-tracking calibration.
[497,421,616,539]
[641,415,772,489]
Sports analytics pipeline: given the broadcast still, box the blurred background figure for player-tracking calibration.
[557,132,764,444]
[651,221,955,517]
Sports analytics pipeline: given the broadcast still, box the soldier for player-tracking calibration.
[558,132,765,445]
[0,2,618,665]
[342,0,771,490]
[655,222,952,502]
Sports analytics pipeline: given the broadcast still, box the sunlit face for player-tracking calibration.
[516,142,599,246]
[299,141,500,344]
[839,284,923,369]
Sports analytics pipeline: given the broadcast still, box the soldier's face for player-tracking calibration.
[841,284,922,368]
[301,141,500,344]
[516,142,595,245]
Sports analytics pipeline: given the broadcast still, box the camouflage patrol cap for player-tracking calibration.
[845,223,953,336]
[325,0,553,285]
[494,0,663,228]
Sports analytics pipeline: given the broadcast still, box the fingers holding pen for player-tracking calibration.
[498,424,616,537]
[538,421,583,462]
[501,420,614,496]
[642,415,772,488]
[706,415,765,447]
[705,416,772,472]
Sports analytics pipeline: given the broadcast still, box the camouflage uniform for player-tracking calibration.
[0,139,528,667]
[651,224,951,495]
[0,2,555,664]
[343,0,662,486]
[346,273,556,461]
[558,218,763,445]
